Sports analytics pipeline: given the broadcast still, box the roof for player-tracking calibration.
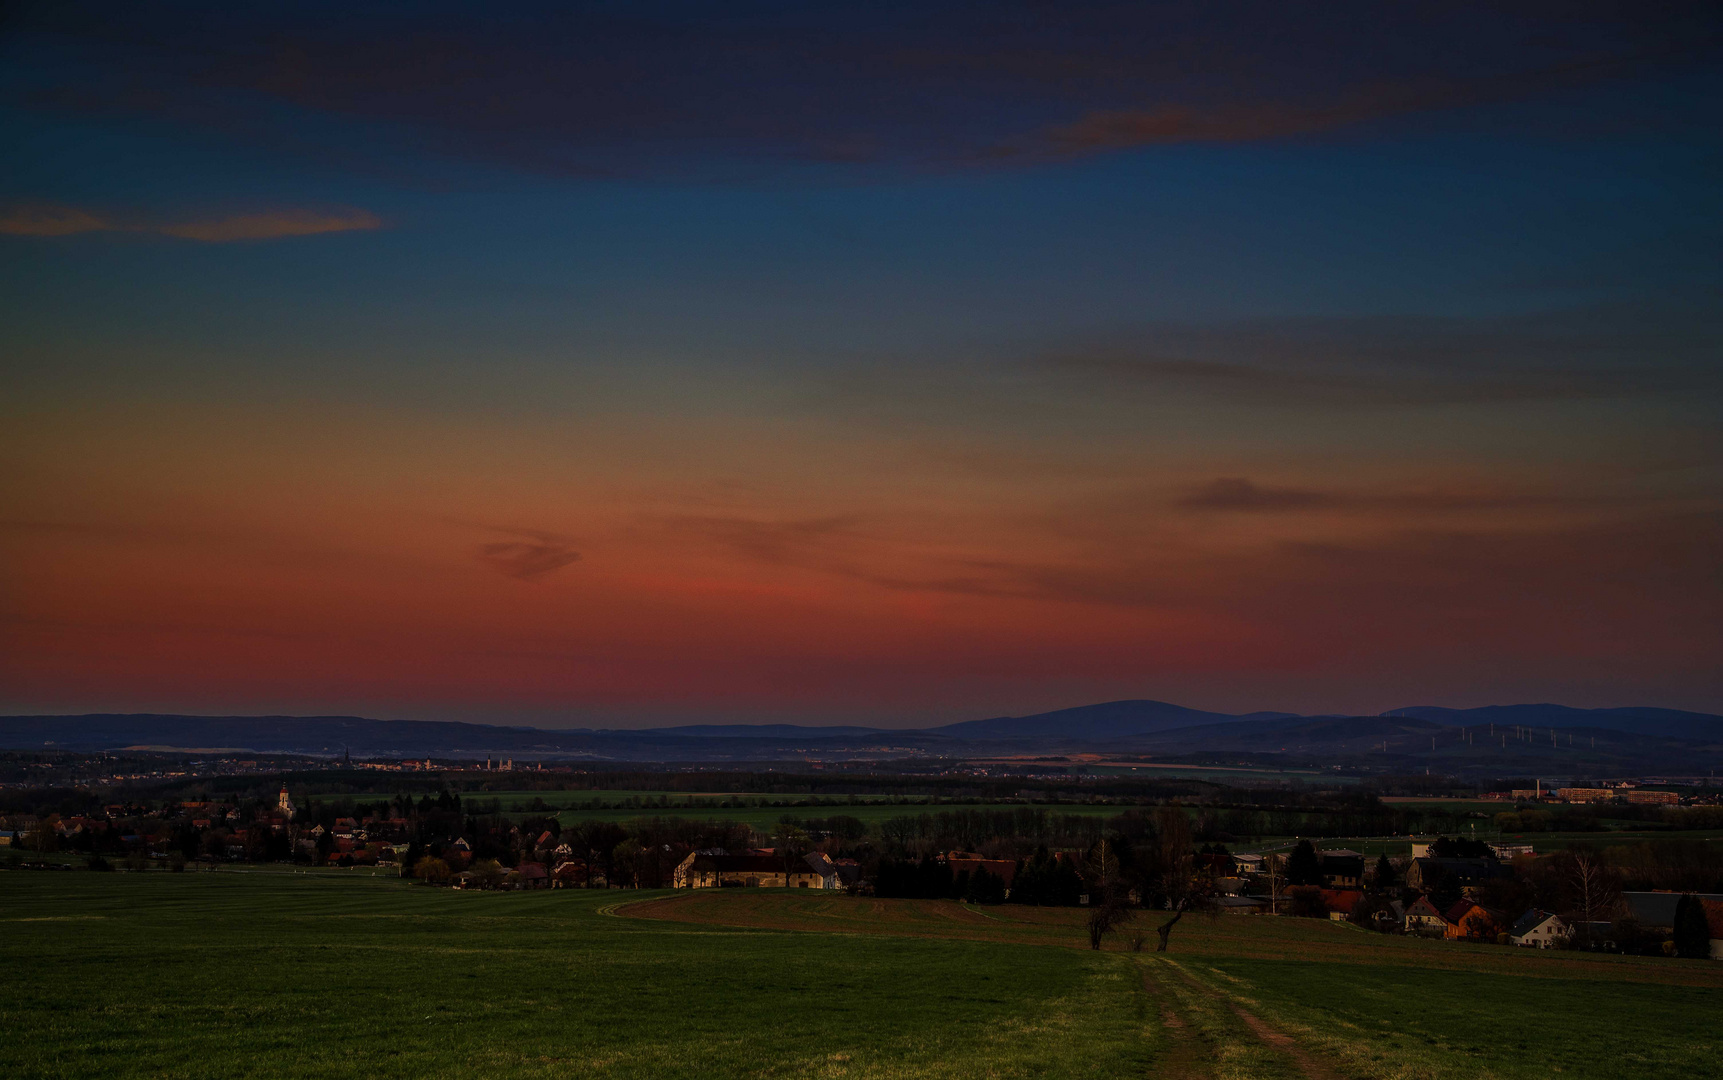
[1623,891,1723,929]
[693,854,794,874]
[1319,889,1363,914]
[1405,895,1448,920]
[1412,857,1508,881]
[1511,909,1560,936]
[1214,895,1266,908]
[1445,899,1482,923]
[1704,900,1723,939]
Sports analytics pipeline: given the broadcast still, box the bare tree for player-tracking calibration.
[1561,849,1622,947]
[1263,852,1285,916]
[1084,837,1134,950]
[1151,806,1214,952]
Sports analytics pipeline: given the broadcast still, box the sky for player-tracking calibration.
[2,2,1721,727]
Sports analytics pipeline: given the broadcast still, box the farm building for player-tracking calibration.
[674,851,830,889]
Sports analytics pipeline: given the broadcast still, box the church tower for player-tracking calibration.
[278,784,295,821]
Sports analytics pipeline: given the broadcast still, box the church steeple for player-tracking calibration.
[278,784,295,821]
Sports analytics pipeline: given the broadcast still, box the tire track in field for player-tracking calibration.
[1157,959,1340,1080]
[1137,961,1211,1080]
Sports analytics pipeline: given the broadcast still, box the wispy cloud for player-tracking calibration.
[10,3,1717,176]
[0,203,384,242]
[472,527,582,581]
[1175,478,1588,514]
[1034,309,1722,408]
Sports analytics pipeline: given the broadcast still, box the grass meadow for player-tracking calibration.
[0,870,1143,1080]
[4,868,1721,1079]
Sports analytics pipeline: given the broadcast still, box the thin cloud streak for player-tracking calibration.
[471,525,583,581]
[10,2,1719,177]
[0,203,384,241]
[1176,478,1600,514]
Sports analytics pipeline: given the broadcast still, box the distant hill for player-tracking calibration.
[0,713,939,763]
[1137,714,1451,754]
[1384,704,1723,741]
[629,724,888,739]
[2,699,1719,774]
[0,714,554,757]
[924,700,1296,741]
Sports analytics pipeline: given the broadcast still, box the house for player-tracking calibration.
[673,851,826,889]
[1444,900,1500,941]
[1404,895,1452,936]
[1213,895,1268,914]
[1319,889,1363,919]
[943,852,1017,890]
[1317,850,1365,890]
[517,862,549,889]
[1404,857,1509,895]
[802,852,842,890]
[550,860,587,887]
[1196,852,1235,876]
[1374,899,1406,932]
[1510,909,1568,948]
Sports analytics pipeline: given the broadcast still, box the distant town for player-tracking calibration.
[6,747,1720,963]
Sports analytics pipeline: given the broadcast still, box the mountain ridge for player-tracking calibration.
[1,700,1718,763]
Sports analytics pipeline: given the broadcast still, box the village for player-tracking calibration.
[6,776,1722,962]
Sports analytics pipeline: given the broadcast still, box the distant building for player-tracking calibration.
[1319,889,1363,919]
[943,851,1018,890]
[1510,909,1567,948]
[277,785,295,821]
[1624,790,1680,805]
[1556,787,1614,804]
[1317,850,1365,889]
[674,851,828,889]
[1443,900,1500,941]
[1404,895,1451,936]
[1405,857,1510,895]
[1488,843,1535,860]
[802,852,843,890]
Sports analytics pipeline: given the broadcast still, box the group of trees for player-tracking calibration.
[873,858,998,903]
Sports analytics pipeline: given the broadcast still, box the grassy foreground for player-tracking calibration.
[5,870,1721,1079]
[0,870,1144,1080]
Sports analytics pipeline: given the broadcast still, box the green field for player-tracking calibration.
[4,869,1720,1079]
[0,870,1141,1080]
[460,790,1132,830]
